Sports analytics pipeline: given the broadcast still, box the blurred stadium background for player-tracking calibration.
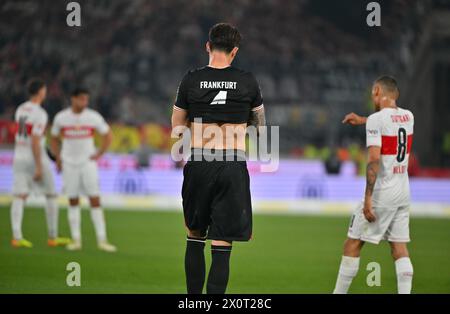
[0,0,450,293]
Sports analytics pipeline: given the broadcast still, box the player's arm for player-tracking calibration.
[342,112,367,125]
[171,73,190,138]
[50,135,62,171]
[31,113,48,181]
[363,114,382,222]
[31,135,43,181]
[92,115,112,160]
[363,146,381,222]
[93,129,112,160]
[171,107,189,138]
[50,115,63,171]
[247,106,266,134]
[247,74,266,134]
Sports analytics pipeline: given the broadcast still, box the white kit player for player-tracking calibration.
[333,76,414,294]
[11,79,70,248]
[50,88,116,252]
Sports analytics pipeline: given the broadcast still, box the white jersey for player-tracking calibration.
[13,101,48,162]
[51,108,109,165]
[366,107,414,208]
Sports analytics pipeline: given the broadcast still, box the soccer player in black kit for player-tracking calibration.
[171,23,265,294]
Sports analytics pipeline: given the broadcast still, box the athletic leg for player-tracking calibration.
[88,196,115,252]
[390,242,413,294]
[206,239,232,294]
[45,194,58,240]
[11,161,32,247]
[11,195,27,241]
[185,229,207,294]
[333,238,364,294]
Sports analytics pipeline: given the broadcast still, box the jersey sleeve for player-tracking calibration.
[249,74,264,111]
[366,114,382,147]
[50,114,61,136]
[31,111,48,136]
[94,112,110,135]
[409,110,415,129]
[174,72,190,111]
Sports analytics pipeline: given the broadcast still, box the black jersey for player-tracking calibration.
[174,66,263,124]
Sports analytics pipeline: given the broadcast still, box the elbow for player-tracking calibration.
[106,131,113,146]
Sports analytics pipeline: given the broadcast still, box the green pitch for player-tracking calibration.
[0,207,449,293]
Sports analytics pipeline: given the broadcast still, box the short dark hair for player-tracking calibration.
[27,79,46,96]
[375,75,400,96]
[71,87,89,97]
[208,23,241,53]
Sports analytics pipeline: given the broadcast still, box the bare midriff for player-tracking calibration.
[190,121,247,151]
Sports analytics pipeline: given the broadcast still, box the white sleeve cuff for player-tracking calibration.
[251,104,264,112]
[173,105,187,111]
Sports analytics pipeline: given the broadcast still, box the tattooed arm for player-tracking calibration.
[248,107,266,135]
[363,146,381,222]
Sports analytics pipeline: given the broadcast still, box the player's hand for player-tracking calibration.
[33,166,43,182]
[342,112,366,125]
[90,152,102,161]
[56,157,62,173]
[363,200,376,222]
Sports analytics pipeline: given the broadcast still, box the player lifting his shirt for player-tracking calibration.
[171,23,265,294]
[334,76,414,294]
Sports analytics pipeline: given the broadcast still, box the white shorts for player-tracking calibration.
[347,202,410,244]
[62,160,100,198]
[12,158,56,196]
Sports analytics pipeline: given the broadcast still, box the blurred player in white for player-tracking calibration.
[333,76,414,294]
[50,88,116,252]
[11,79,70,248]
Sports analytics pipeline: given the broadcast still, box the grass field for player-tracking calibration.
[0,206,449,294]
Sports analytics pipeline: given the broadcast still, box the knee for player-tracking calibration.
[14,194,28,200]
[211,240,232,247]
[343,238,363,257]
[69,198,80,206]
[89,197,101,207]
[187,229,205,239]
[391,243,409,260]
[46,194,57,200]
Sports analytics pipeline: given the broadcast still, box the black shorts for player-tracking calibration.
[182,149,252,242]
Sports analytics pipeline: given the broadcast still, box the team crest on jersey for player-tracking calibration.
[62,126,94,138]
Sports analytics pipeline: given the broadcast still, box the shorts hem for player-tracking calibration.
[206,235,251,242]
[387,238,410,243]
[347,233,381,245]
[360,237,381,245]
[66,193,100,198]
[12,191,29,196]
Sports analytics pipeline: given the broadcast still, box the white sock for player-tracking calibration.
[11,198,25,240]
[90,207,107,243]
[68,206,81,242]
[45,197,59,239]
[395,257,413,294]
[333,256,360,294]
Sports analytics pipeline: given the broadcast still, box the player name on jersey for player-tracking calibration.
[199,81,237,89]
[391,114,411,123]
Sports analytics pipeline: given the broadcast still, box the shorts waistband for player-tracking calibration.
[189,148,246,161]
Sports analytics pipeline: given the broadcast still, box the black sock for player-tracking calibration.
[206,245,232,294]
[185,237,206,294]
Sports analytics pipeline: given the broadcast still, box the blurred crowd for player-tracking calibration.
[0,0,444,165]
